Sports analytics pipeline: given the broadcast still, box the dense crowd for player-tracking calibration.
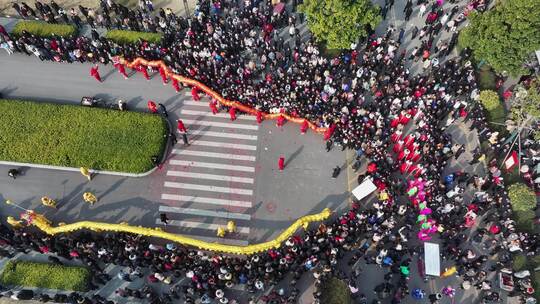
[0,0,539,303]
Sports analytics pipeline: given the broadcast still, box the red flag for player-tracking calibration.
[504,151,518,171]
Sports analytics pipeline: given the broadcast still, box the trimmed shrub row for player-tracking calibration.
[0,99,167,173]
[12,20,77,38]
[106,29,163,44]
[0,261,90,291]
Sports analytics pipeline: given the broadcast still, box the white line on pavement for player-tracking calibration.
[155,219,250,234]
[172,149,256,161]
[169,160,255,172]
[164,181,253,195]
[185,129,258,141]
[159,206,251,221]
[167,170,254,184]
[182,100,208,107]
[181,109,256,121]
[181,119,259,130]
[161,194,252,208]
[184,235,249,246]
[190,140,257,151]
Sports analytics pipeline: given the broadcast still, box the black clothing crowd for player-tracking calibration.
[0,0,539,303]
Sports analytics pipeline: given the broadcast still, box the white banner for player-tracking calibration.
[352,177,377,201]
[424,242,441,276]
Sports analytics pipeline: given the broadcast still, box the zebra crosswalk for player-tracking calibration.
[158,97,259,246]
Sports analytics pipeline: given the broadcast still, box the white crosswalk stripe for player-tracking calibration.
[161,194,252,208]
[181,119,259,130]
[181,109,256,121]
[167,170,254,184]
[169,160,255,172]
[172,149,256,161]
[190,140,257,151]
[159,100,259,244]
[186,129,258,141]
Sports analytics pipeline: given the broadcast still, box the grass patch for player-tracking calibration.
[12,20,77,38]
[106,29,163,44]
[320,277,351,304]
[0,99,167,173]
[0,261,90,291]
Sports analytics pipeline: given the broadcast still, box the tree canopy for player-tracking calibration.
[299,0,381,50]
[458,0,540,76]
[510,78,540,140]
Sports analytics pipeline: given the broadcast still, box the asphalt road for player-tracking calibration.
[0,52,350,247]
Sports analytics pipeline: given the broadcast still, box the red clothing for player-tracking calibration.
[136,65,150,80]
[90,66,102,82]
[323,124,336,141]
[276,115,285,127]
[115,63,128,78]
[147,101,157,113]
[191,87,200,101]
[159,67,168,84]
[172,78,180,92]
[278,157,285,170]
[177,120,187,133]
[300,120,308,134]
[256,111,263,124]
[229,107,236,121]
[209,100,218,114]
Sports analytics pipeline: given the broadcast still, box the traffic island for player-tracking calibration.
[0,99,167,173]
[320,277,352,304]
[0,261,90,291]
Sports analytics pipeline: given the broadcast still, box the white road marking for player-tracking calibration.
[172,149,256,161]
[185,129,258,141]
[181,109,256,121]
[155,219,250,234]
[164,181,253,195]
[167,170,254,184]
[159,206,251,221]
[190,140,257,151]
[161,194,252,208]
[169,160,255,172]
[181,119,259,130]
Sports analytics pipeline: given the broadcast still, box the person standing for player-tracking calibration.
[229,107,237,121]
[209,99,219,115]
[171,78,180,92]
[90,65,102,82]
[177,119,187,133]
[147,100,158,114]
[160,213,168,225]
[115,62,128,79]
[191,87,200,101]
[278,156,285,171]
[80,167,91,181]
[158,103,168,117]
[256,111,263,124]
[159,66,168,85]
[300,120,308,134]
[8,169,19,179]
[181,132,189,145]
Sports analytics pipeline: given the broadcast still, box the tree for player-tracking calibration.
[510,78,540,140]
[458,0,540,76]
[299,0,381,50]
[508,183,536,212]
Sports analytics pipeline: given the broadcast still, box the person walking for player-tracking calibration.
[278,156,285,171]
[171,78,180,92]
[147,100,158,113]
[160,213,169,225]
[229,107,237,121]
[83,192,97,205]
[300,120,308,134]
[90,65,102,82]
[177,119,187,133]
[209,99,219,115]
[159,66,168,85]
[191,86,200,101]
[8,168,19,179]
[80,167,91,181]
[181,132,189,145]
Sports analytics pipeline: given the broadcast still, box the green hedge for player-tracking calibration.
[0,99,167,173]
[12,21,77,38]
[0,261,90,291]
[106,29,163,44]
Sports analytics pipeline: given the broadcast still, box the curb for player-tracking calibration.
[0,160,157,178]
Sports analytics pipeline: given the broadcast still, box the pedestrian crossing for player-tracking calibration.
[157,97,259,246]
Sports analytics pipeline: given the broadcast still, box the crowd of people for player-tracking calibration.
[0,0,539,303]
